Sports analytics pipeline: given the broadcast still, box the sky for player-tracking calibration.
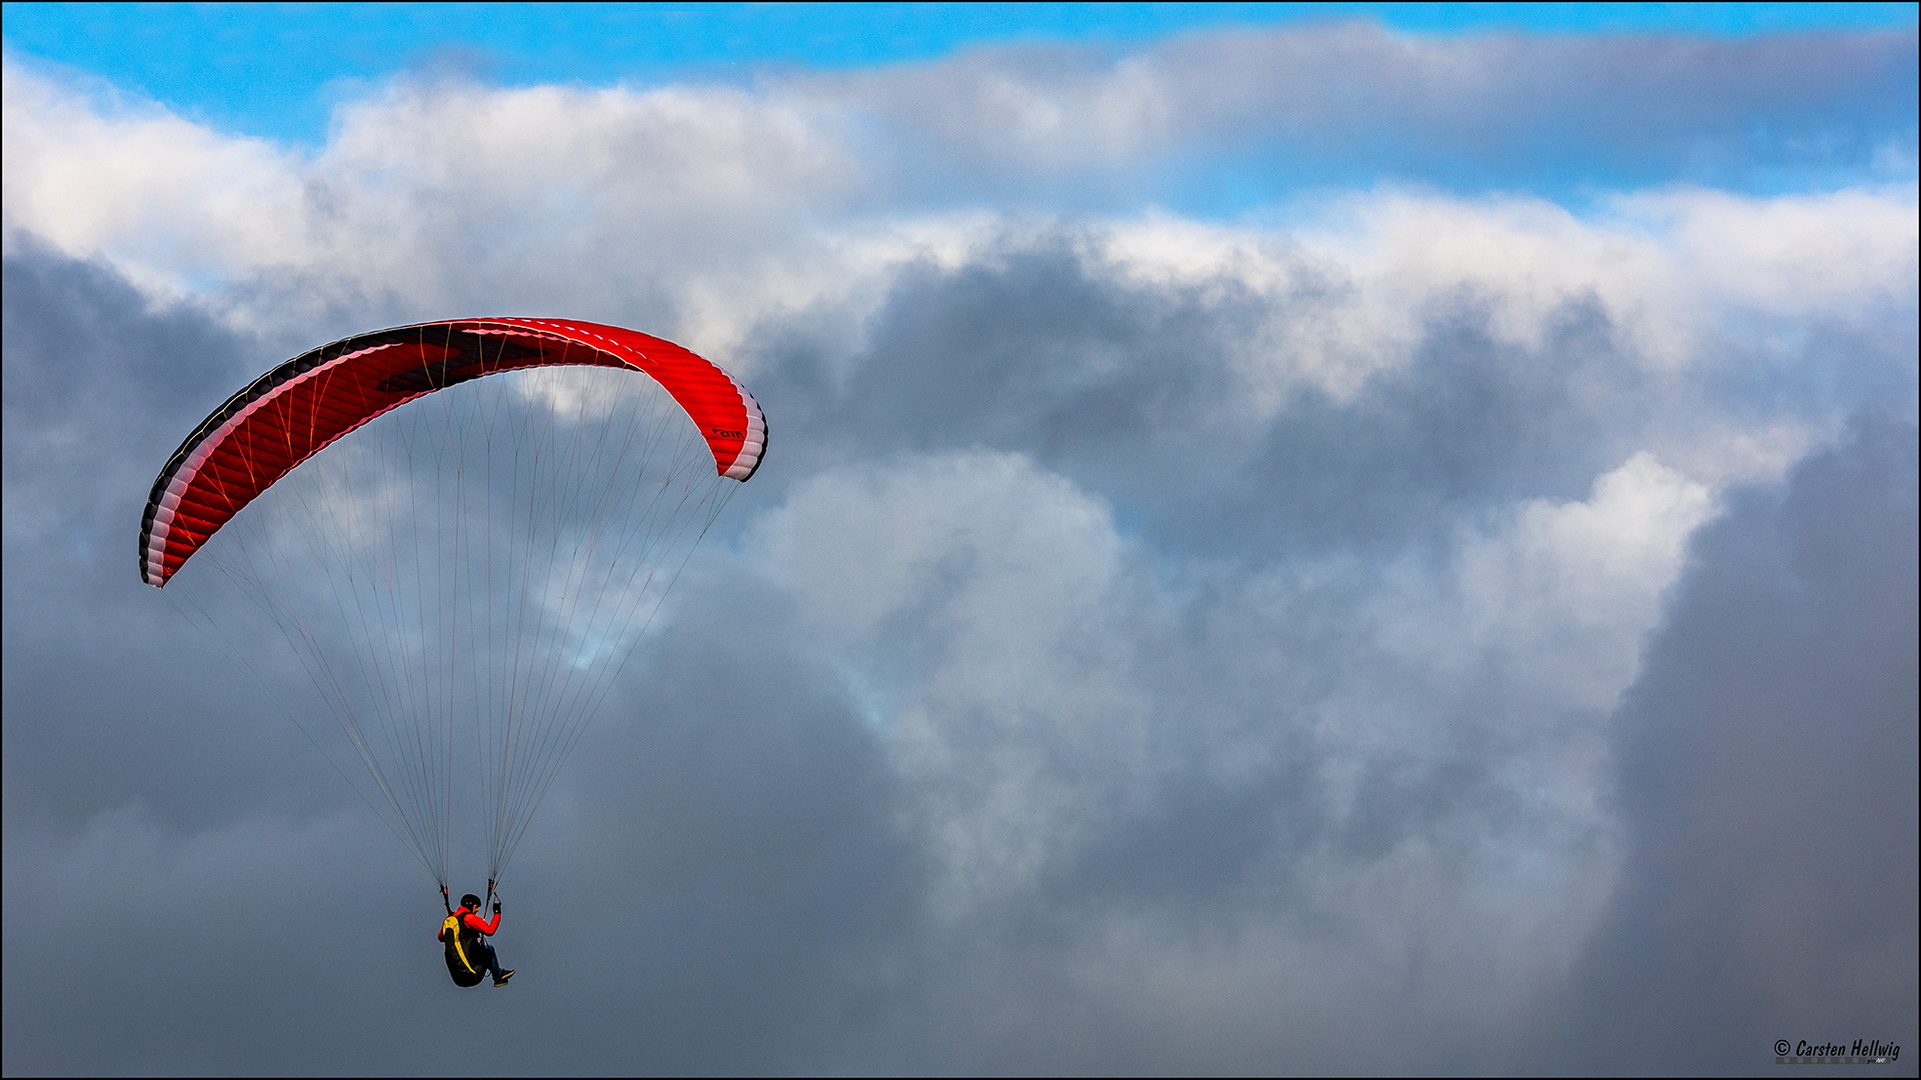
[2,3,1917,1075]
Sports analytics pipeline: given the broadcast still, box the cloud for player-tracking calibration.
[6,31,1916,346]
[3,54,858,332]
[0,241,325,831]
[806,21,1918,197]
[751,451,1153,911]
[1,800,436,1075]
[0,59,304,297]
[1549,417,1920,1071]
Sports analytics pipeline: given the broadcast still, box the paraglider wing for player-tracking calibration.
[139,318,766,588]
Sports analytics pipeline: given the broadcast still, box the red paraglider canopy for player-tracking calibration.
[140,318,766,587]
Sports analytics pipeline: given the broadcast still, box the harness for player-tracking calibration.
[440,913,486,987]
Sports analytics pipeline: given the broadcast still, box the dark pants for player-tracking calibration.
[474,939,507,980]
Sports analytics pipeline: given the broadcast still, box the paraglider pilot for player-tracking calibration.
[440,882,514,987]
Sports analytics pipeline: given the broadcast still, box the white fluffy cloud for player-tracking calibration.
[753,452,1150,909]
[3,56,856,333]
[7,51,1914,407]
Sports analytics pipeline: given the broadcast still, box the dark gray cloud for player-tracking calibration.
[1545,417,1919,1073]
[0,240,345,831]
